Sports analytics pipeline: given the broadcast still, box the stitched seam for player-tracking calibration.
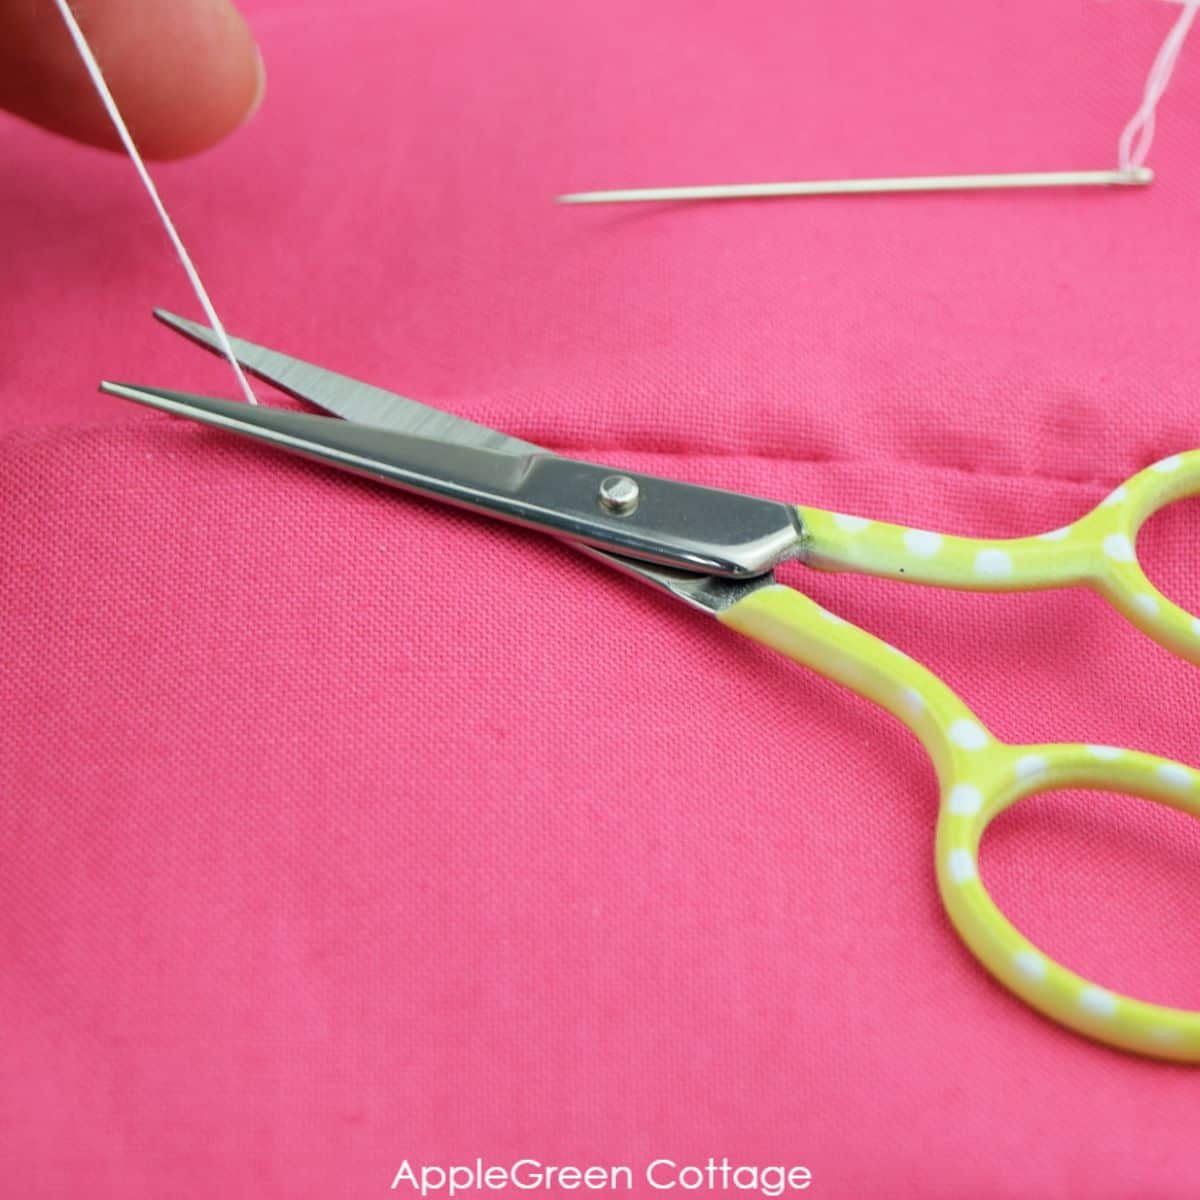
[539,442,1127,492]
[1,419,1133,494]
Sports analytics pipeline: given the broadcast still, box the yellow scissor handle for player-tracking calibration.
[720,584,1200,1061]
[798,450,1200,664]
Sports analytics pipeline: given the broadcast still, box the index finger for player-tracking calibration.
[0,0,264,159]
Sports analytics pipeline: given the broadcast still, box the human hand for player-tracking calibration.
[0,0,264,159]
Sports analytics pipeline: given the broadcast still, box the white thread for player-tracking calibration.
[52,0,257,406]
[1118,0,1200,170]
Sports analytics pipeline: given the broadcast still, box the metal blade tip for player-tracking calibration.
[100,380,212,416]
[152,308,211,341]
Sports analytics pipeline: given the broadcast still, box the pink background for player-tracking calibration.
[4,1,1200,1195]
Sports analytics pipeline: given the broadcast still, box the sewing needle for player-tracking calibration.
[557,166,1153,205]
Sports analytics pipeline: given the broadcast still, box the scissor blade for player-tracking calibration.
[152,308,542,455]
[104,380,533,498]
[102,383,805,578]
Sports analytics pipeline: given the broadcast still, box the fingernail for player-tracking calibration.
[242,46,266,125]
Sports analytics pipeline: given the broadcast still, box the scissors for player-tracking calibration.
[103,309,1200,1062]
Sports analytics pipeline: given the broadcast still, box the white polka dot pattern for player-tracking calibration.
[947,849,976,884]
[729,447,1200,1060]
[1079,987,1119,1018]
[902,529,943,558]
[1103,533,1134,562]
[1013,950,1047,981]
[1134,594,1159,617]
[948,784,983,815]
[949,720,988,750]
[1015,755,1048,780]
[974,548,1012,577]
[832,513,872,532]
[721,585,1200,1062]
[1157,762,1193,790]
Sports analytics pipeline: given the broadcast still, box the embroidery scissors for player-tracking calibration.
[103,310,1200,1062]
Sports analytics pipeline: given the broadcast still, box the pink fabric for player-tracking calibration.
[4,1,1200,1195]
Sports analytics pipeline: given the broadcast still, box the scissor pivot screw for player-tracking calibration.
[598,474,640,515]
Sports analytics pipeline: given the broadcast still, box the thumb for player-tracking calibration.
[0,0,265,159]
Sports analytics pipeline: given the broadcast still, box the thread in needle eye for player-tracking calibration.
[558,4,1195,207]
